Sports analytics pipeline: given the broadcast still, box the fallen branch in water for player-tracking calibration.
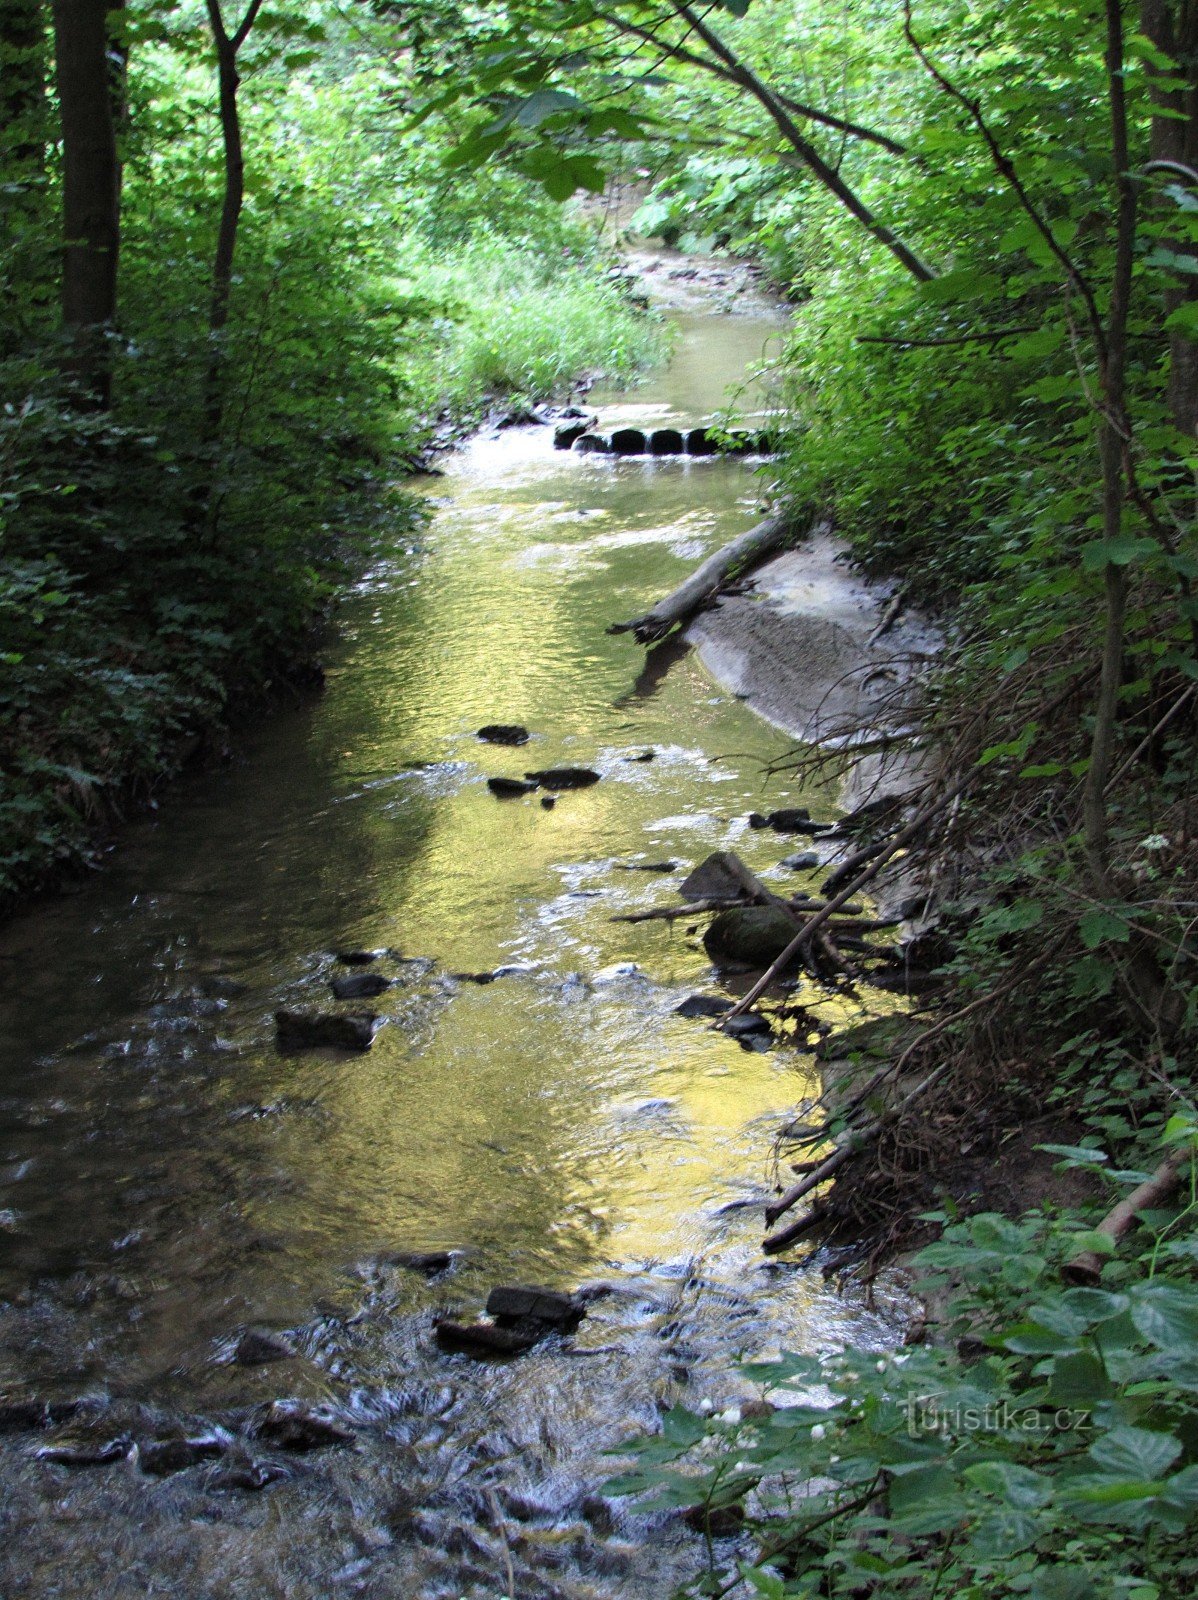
[1063,1146,1192,1285]
[608,508,817,644]
[762,1059,953,1241]
[720,772,975,1026]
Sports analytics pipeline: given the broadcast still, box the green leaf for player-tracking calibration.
[1080,536,1159,572]
[964,1460,1052,1509]
[1078,908,1131,948]
[514,88,585,128]
[1129,1283,1198,1351]
[1089,1425,1181,1480]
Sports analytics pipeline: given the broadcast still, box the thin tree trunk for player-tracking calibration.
[0,0,50,340]
[51,0,124,404]
[1082,0,1137,885]
[1140,0,1198,436]
[203,0,264,440]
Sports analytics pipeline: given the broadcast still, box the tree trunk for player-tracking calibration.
[608,509,808,643]
[51,0,123,405]
[0,0,50,343]
[1140,0,1198,436]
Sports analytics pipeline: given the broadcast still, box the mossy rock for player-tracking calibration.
[703,905,798,968]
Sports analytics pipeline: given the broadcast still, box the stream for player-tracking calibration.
[0,260,904,1598]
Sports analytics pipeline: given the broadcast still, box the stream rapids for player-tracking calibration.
[0,260,905,1599]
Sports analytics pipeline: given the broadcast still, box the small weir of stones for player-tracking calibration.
[555,416,779,457]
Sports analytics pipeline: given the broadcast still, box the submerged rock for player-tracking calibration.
[573,433,609,454]
[139,1436,226,1476]
[781,850,820,870]
[209,1457,290,1492]
[487,776,538,797]
[388,1249,456,1275]
[523,766,600,790]
[335,949,383,966]
[434,1320,542,1358]
[0,1398,86,1433]
[540,795,556,809]
[615,859,677,873]
[37,1430,133,1467]
[724,1012,773,1040]
[330,971,391,1001]
[675,994,733,1019]
[235,1328,296,1367]
[704,906,799,968]
[477,723,530,746]
[275,1009,378,1052]
[253,1402,355,1452]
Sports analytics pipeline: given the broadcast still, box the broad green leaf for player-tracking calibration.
[1078,908,1131,948]
[1089,1425,1181,1480]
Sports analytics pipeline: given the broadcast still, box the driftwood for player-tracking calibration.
[762,1203,828,1254]
[608,509,809,644]
[1063,1147,1191,1286]
[612,896,755,924]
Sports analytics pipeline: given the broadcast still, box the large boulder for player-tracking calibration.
[275,1009,378,1052]
[704,906,799,968]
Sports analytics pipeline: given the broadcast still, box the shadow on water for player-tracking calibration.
[0,266,907,1599]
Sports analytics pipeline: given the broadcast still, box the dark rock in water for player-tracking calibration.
[540,795,556,810]
[869,969,946,996]
[275,1009,378,1052]
[704,906,799,968]
[765,807,810,830]
[139,1436,226,1476]
[487,776,538,796]
[901,928,954,968]
[675,994,733,1019]
[558,404,591,420]
[781,850,820,871]
[37,1430,133,1467]
[649,427,684,455]
[748,812,769,829]
[609,427,647,455]
[330,971,391,1001]
[486,1285,585,1331]
[615,860,677,873]
[253,1402,355,1452]
[680,850,764,904]
[724,1012,773,1039]
[683,1502,746,1538]
[554,421,589,450]
[477,723,530,746]
[335,949,382,966]
[434,1320,541,1358]
[235,1328,296,1366]
[0,1398,85,1433]
[685,427,719,456]
[196,975,249,999]
[451,970,498,984]
[625,749,656,762]
[573,433,609,454]
[389,1250,455,1275]
[210,1458,290,1493]
[524,766,600,790]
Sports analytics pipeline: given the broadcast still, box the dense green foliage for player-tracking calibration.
[0,5,662,906]
[610,1124,1198,1598]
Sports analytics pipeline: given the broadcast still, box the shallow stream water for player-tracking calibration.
[0,265,902,1598]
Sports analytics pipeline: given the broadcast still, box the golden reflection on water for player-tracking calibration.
[0,299,880,1382]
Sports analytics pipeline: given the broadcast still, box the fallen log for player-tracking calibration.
[608,509,814,645]
[762,1203,828,1255]
[1062,1146,1191,1286]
